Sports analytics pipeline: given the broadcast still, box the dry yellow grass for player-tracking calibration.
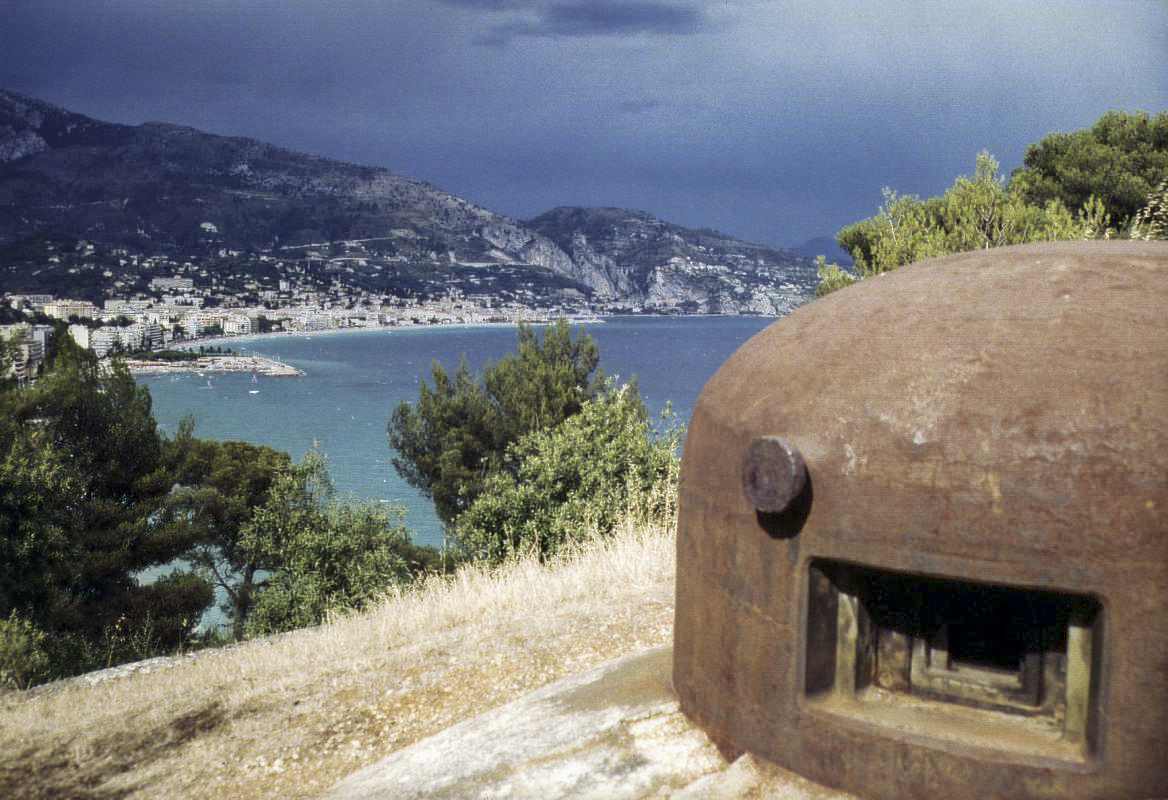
[0,522,676,799]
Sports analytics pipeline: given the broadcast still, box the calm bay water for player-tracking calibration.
[141,316,775,548]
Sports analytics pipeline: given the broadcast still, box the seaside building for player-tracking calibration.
[222,315,253,336]
[43,300,100,321]
[68,322,162,357]
[180,315,204,338]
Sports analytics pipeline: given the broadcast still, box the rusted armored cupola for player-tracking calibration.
[673,241,1168,799]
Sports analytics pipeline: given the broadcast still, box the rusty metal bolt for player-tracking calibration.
[741,435,807,514]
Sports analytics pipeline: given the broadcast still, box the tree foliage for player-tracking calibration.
[1011,111,1168,227]
[836,152,1083,279]
[815,111,1168,296]
[453,386,680,562]
[814,256,857,297]
[163,429,440,638]
[2,332,442,684]
[239,451,424,636]
[163,425,294,638]
[388,319,603,525]
[0,336,212,677]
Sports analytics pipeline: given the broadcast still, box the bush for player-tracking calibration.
[454,384,681,563]
[814,256,857,297]
[388,319,602,525]
[0,613,51,691]
[1129,178,1168,241]
[241,452,423,636]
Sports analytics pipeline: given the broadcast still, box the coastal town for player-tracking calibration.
[1,224,812,381]
[0,263,592,380]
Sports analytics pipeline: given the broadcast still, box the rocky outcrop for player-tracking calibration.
[0,129,49,163]
[529,207,816,313]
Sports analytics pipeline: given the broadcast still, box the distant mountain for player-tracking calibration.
[791,236,853,267]
[0,88,816,312]
[528,207,814,313]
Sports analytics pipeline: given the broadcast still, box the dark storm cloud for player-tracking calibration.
[0,0,1165,247]
[453,0,709,45]
[535,1,707,36]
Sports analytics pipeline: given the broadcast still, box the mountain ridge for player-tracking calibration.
[0,88,816,313]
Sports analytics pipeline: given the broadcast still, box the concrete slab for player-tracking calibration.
[328,645,856,799]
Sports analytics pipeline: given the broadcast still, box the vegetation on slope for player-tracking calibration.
[389,317,680,563]
[388,318,605,526]
[3,317,679,689]
[1,333,212,685]
[0,329,440,687]
[2,314,682,796]
[454,385,679,562]
[0,520,677,800]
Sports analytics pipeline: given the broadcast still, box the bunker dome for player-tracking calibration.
[674,241,1167,800]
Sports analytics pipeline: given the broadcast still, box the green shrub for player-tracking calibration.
[454,384,681,563]
[814,256,857,297]
[388,319,602,525]
[0,613,51,691]
[241,452,421,636]
[1129,178,1168,241]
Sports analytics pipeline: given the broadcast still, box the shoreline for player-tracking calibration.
[164,311,778,352]
[136,312,776,376]
[170,318,597,351]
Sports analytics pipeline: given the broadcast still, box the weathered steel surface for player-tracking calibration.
[673,241,1168,799]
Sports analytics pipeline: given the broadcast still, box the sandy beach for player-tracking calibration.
[129,315,612,375]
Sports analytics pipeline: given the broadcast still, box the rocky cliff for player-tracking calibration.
[528,207,814,314]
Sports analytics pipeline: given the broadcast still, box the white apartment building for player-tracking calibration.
[43,300,100,321]
[104,299,151,314]
[180,315,203,338]
[222,315,253,336]
[69,322,162,357]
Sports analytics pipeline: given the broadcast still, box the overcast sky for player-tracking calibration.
[2,1,1166,248]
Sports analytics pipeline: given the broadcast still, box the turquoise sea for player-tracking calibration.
[140,315,776,548]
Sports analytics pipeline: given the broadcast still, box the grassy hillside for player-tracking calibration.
[0,522,676,799]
